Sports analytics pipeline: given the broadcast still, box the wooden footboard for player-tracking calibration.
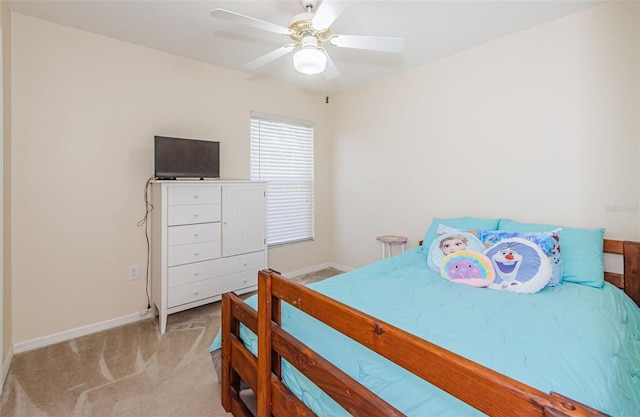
[220,239,639,417]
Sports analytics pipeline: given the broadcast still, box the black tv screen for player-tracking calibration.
[154,136,220,179]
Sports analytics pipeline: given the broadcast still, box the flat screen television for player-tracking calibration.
[154,136,220,180]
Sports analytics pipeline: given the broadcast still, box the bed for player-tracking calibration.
[210,218,640,416]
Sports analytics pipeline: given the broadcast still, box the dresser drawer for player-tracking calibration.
[167,270,258,308]
[168,240,221,267]
[168,204,221,226]
[168,250,266,287]
[168,223,220,246]
[168,185,221,205]
[212,250,266,277]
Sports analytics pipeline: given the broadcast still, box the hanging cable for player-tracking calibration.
[137,176,155,310]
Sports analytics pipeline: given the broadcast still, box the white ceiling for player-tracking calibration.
[7,0,602,94]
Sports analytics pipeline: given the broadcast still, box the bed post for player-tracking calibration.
[271,275,282,380]
[623,241,640,307]
[257,269,273,417]
[220,294,231,411]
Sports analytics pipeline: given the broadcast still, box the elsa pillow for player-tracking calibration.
[427,225,486,272]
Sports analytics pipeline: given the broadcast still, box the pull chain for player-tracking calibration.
[325,66,329,104]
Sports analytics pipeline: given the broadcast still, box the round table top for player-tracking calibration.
[376,235,408,244]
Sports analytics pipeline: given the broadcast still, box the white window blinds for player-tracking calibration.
[250,112,315,246]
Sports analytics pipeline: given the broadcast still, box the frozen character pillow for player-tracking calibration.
[478,229,562,287]
[484,238,553,293]
[427,225,486,272]
[440,250,495,287]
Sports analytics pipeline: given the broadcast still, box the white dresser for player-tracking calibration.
[150,180,267,333]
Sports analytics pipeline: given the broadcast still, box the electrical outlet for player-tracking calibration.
[128,265,140,281]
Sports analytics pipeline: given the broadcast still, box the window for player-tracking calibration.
[250,112,315,246]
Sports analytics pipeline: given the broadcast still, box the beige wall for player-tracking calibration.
[1,0,11,372]
[329,1,640,268]
[8,1,640,346]
[10,14,332,344]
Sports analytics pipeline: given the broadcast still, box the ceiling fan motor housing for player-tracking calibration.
[300,35,319,48]
[289,12,332,44]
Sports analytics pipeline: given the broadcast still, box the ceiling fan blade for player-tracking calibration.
[243,45,296,71]
[329,34,405,53]
[211,8,292,35]
[324,51,340,80]
[311,0,350,31]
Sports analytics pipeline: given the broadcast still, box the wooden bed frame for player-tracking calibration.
[219,239,640,417]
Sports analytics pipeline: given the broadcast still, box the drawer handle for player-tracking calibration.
[194,194,199,199]
[194,213,200,218]
[193,271,200,276]
[243,261,248,266]
[194,251,199,257]
[194,290,199,296]
[194,232,199,237]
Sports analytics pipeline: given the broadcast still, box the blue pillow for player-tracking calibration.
[422,217,501,252]
[498,219,604,288]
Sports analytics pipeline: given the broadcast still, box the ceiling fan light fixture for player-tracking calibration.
[294,46,326,74]
[213,2,405,80]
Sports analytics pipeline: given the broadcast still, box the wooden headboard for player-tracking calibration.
[604,239,640,307]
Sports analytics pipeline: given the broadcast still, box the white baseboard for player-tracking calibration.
[13,310,152,354]
[1,344,13,389]
[330,263,353,273]
[283,262,353,278]
[12,264,353,355]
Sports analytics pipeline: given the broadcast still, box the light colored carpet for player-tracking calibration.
[0,268,342,417]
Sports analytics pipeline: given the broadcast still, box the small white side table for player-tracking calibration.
[376,235,408,258]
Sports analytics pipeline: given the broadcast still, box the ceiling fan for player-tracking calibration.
[210,0,405,79]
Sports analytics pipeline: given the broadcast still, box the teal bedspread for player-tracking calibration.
[211,248,640,416]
